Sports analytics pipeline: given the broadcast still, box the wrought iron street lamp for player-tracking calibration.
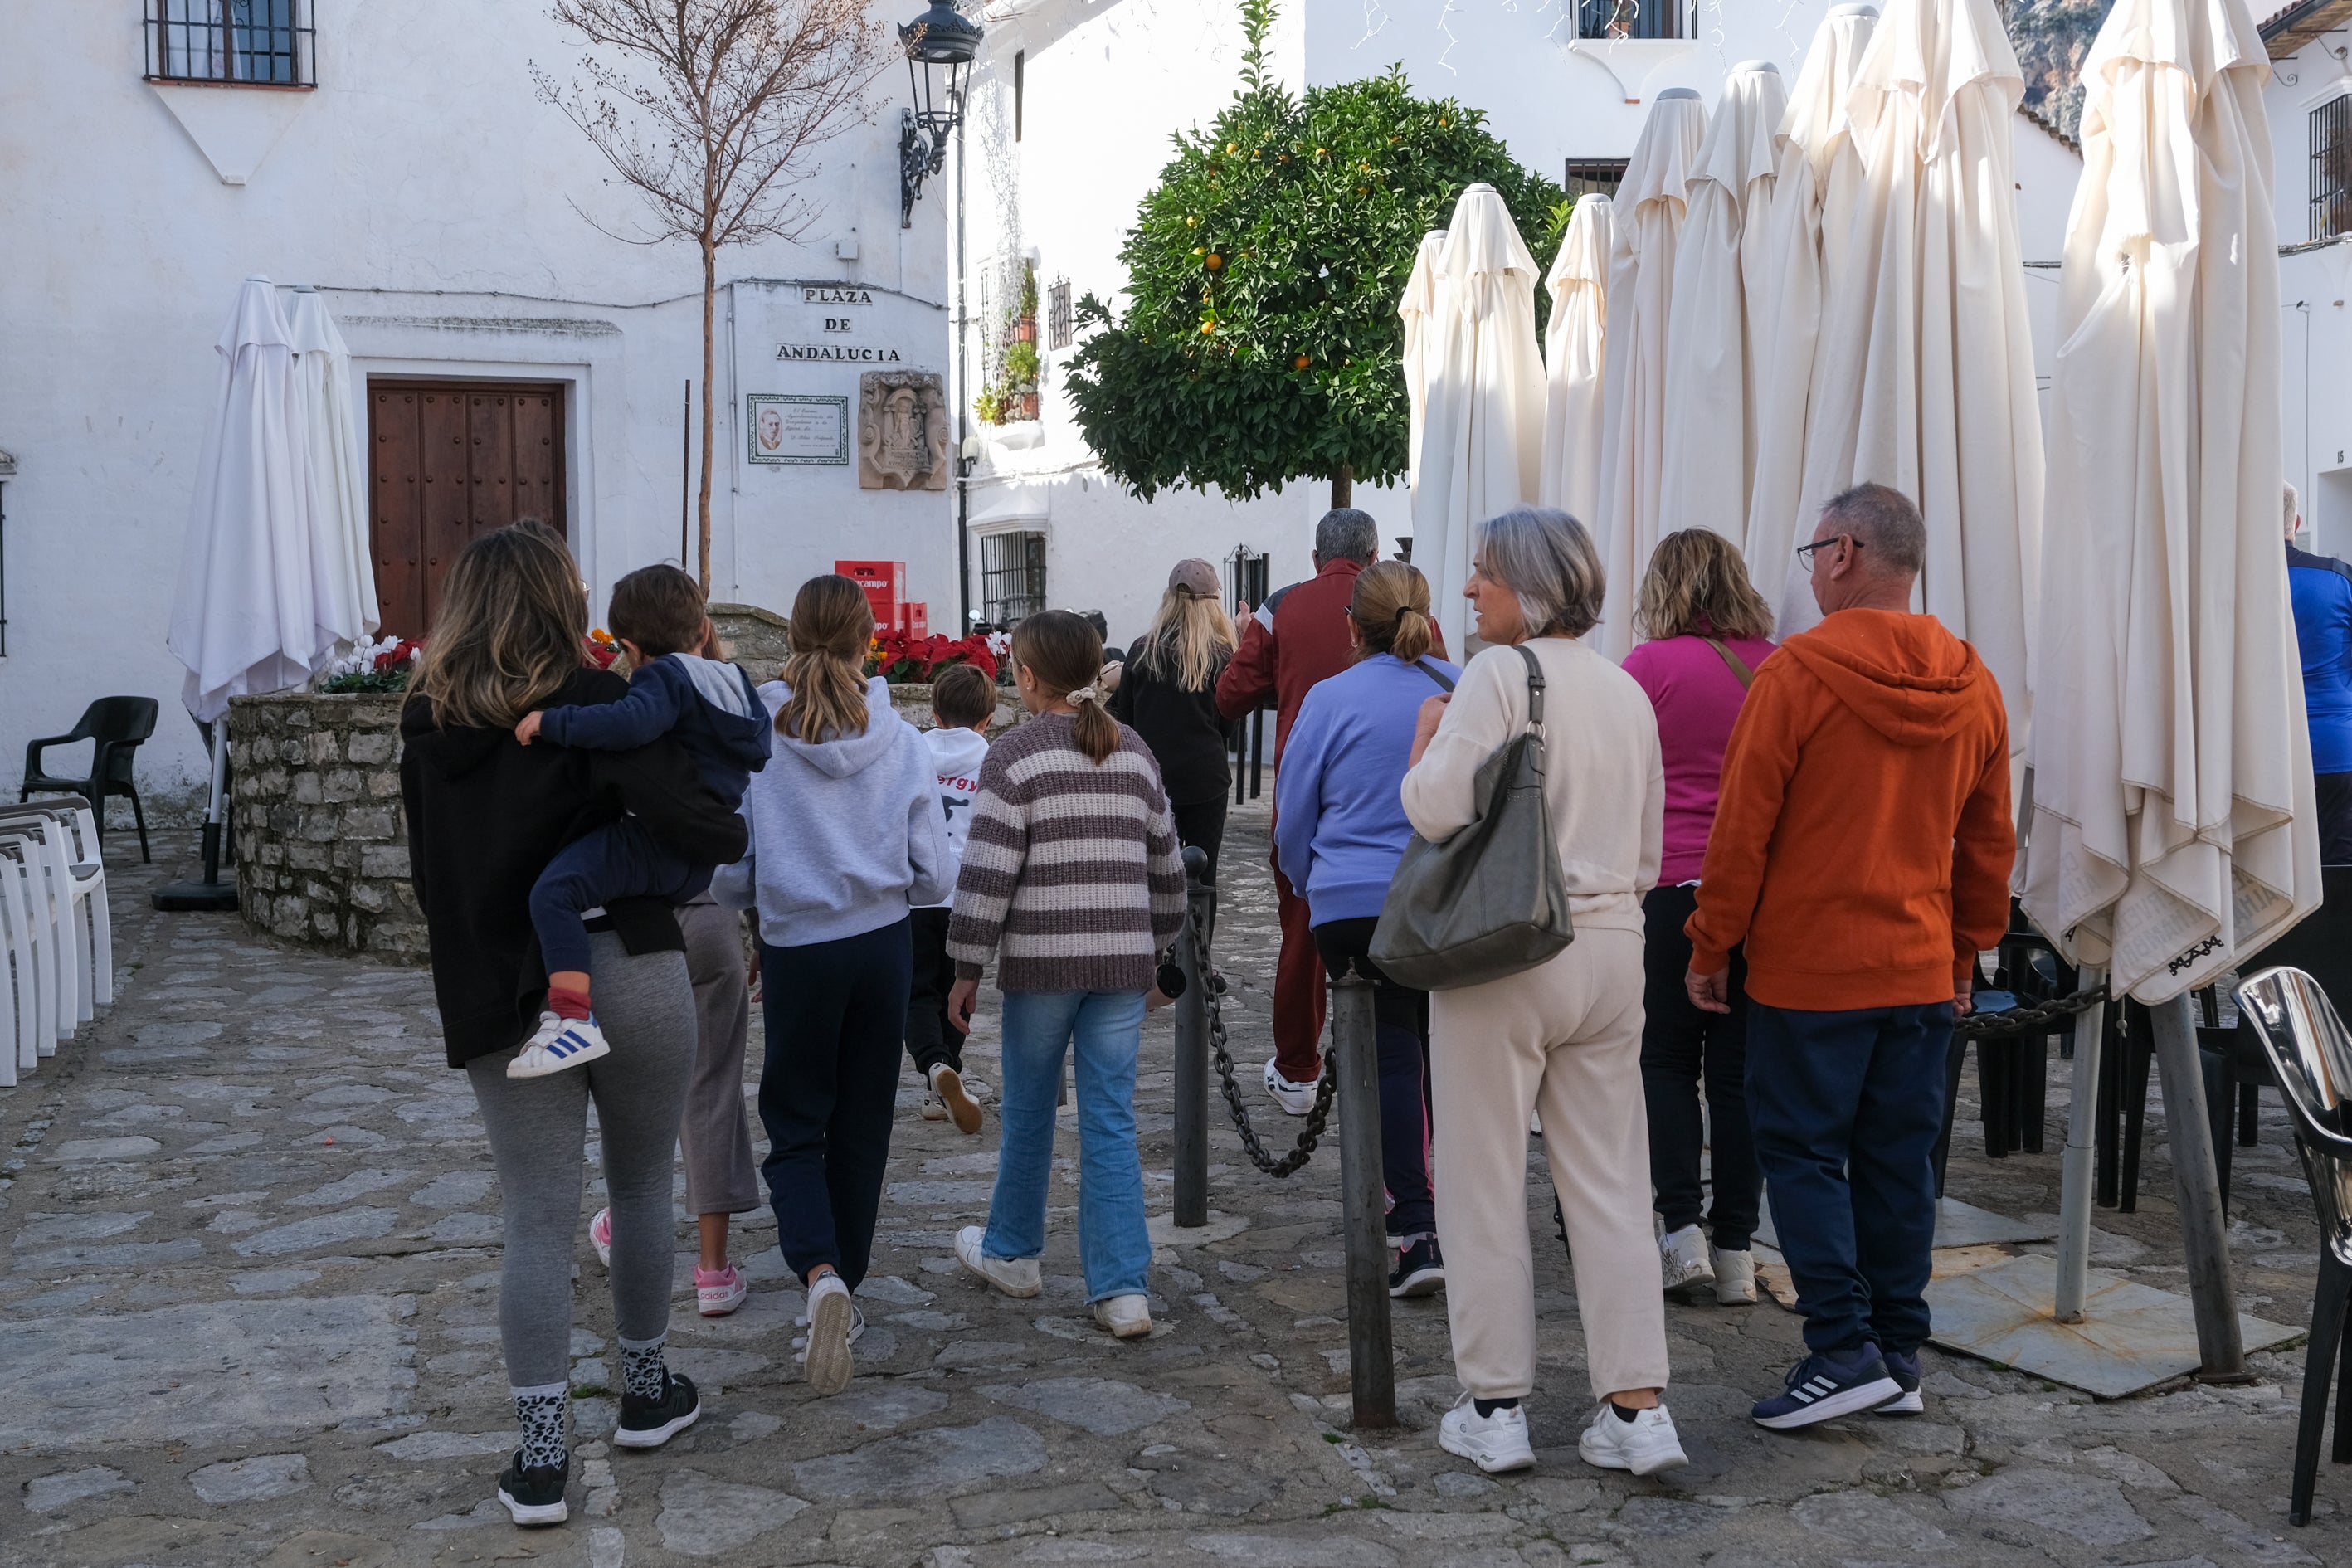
[899,1,981,227]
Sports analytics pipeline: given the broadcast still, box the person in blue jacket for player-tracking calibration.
[511,564,772,1076]
[1274,559,1460,1298]
[2286,481,2352,864]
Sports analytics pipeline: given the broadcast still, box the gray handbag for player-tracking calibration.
[1370,645,1574,991]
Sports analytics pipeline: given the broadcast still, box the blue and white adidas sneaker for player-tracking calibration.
[1751,1344,1902,1429]
[507,1011,611,1079]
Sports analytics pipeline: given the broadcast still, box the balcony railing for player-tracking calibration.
[145,1,314,88]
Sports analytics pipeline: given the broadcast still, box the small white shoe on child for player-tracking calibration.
[507,1011,611,1079]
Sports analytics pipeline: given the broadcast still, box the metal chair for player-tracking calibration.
[21,696,158,862]
[2233,965,2352,1527]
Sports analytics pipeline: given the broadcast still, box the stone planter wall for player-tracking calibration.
[228,692,426,961]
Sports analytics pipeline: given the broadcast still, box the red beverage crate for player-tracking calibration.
[836,560,906,620]
[900,601,928,638]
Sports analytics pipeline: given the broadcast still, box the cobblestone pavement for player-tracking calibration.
[2,805,2347,1567]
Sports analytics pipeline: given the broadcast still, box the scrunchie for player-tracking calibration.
[1066,684,1103,705]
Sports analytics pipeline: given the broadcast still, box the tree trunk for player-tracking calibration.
[697,238,718,593]
[1330,464,1353,510]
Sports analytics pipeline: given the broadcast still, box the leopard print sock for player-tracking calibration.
[620,1336,668,1402]
[512,1385,569,1471]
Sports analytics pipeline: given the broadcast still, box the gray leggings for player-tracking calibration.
[465,932,696,1389]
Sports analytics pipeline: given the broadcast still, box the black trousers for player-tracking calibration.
[1639,884,1761,1252]
[1171,796,1228,885]
[757,917,910,1289]
[1312,916,1435,1240]
[903,906,967,1077]
[2319,772,2352,864]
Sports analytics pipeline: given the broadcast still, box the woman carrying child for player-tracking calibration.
[713,574,952,1395]
[946,611,1186,1338]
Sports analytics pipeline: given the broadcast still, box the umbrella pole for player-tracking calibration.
[152,723,241,913]
[2147,992,2247,1378]
[2052,969,2106,1322]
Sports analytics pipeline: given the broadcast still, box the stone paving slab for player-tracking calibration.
[0,816,2348,1566]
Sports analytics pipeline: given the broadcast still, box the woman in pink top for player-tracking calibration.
[1619,531,1776,1308]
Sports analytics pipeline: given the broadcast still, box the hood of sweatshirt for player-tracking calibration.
[924,723,991,777]
[1777,609,1989,749]
[760,676,913,779]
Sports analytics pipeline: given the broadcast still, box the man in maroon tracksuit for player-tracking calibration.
[1216,509,1443,1113]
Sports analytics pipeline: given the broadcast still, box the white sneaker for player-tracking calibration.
[1093,1293,1152,1338]
[507,1011,610,1078]
[1578,1401,1689,1477]
[802,1273,855,1396]
[954,1225,1041,1298]
[1439,1394,1536,1474]
[1660,1224,1714,1298]
[1712,1246,1757,1306]
[1263,1057,1319,1116]
[588,1207,611,1269]
[921,1088,950,1121]
[929,1064,983,1135]
[794,1299,865,1356]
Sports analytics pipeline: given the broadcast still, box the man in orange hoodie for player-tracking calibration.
[1686,483,2012,1432]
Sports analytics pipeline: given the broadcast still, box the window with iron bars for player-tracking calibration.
[1564,158,1631,200]
[1578,0,1682,40]
[2315,94,2352,243]
[980,531,1047,626]
[1048,279,1073,351]
[146,1,314,87]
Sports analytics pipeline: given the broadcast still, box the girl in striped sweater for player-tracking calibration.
[946,611,1187,1337]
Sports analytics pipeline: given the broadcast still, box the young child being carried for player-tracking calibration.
[908,661,996,1134]
[509,565,772,1077]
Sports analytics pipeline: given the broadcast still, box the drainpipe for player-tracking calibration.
[954,90,973,631]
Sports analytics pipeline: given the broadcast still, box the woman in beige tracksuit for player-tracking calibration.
[1400,506,1685,1480]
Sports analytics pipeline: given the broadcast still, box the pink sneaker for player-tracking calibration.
[588,1207,611,1269]
[696,1263,747,1317]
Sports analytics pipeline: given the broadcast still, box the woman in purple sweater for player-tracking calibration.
[1275,562,1460,1298]
[1619,531,1776,1307]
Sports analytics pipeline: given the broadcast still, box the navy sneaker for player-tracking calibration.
[1752,1344,1902,1430]
[1875,1348,1923,1415]
[1389,1238,1445,1298]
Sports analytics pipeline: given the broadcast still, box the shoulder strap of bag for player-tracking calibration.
[1512,644,1546,731]
[1700,636,1755,690]
[1410,659,1457,694]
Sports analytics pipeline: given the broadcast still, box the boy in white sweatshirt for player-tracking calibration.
[908,663,996,1133]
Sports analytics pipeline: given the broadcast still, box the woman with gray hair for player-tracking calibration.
[1400,507,1684,1479]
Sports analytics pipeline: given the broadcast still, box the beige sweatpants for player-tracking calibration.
[1430,925,1671,1401]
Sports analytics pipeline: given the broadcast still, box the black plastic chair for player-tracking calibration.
[21,697,158,863]
[2233,966,2352,1527]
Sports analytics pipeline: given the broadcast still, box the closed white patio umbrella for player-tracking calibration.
[1656,61,1787,553]
[1595,88,1706,659]
[288,287,379,643]
[1409,185,1545,655]
[1745,3,1881,623]
[2014,0,2315,1376]
[1399,229,1449,494]
[1538,195,1610,528]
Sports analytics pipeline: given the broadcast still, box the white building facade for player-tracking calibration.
[1,0,960,811]
[951,0,2084,646]
[2264,2,2352,554]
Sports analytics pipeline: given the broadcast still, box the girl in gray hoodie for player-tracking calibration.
[711,575,952,1399]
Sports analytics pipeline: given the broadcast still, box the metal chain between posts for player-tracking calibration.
[1192,913,1335,1176]
[1952,985,2109,1039]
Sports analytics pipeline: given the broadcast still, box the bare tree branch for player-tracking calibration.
[533,0,897,589]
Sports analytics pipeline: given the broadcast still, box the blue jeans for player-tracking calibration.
[1746,1000,1953,1358]
[984,989,1151,1302]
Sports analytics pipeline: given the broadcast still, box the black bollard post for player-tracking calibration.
[1331,970,1397,1429]
[1172,846,1210,1229]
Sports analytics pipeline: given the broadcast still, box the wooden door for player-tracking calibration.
[368,380,567,636]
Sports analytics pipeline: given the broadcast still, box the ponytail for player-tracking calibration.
[1348,560,1436,664]
[1010,610,1120,764]
[1389,604,1434,663]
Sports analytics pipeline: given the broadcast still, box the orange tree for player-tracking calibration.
[1063,62,1562,509]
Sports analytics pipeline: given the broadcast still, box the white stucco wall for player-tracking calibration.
[956,0,2087,644]
[2267,37,2352,560]
[0,0,953,814]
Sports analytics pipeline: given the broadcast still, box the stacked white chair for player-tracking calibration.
[0,796,114,1079]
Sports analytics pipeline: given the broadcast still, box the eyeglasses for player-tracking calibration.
[1794,534,1863,568]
